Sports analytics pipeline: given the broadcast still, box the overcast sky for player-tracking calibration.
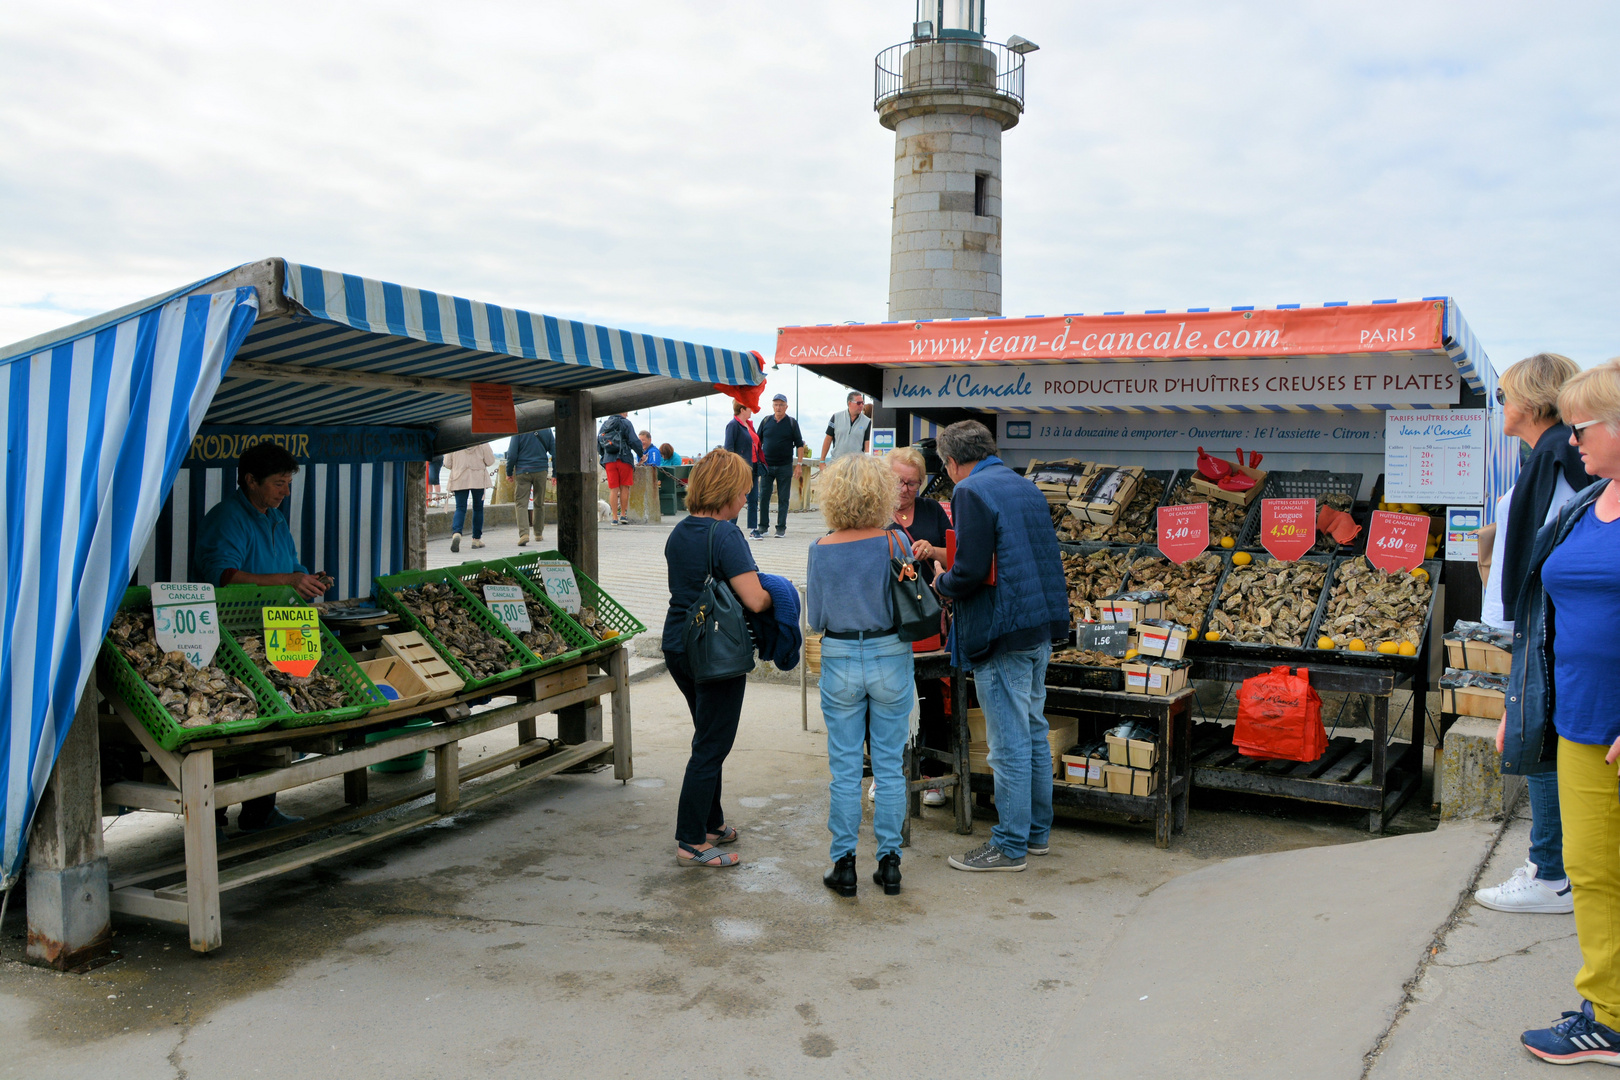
[3,2,1617,457]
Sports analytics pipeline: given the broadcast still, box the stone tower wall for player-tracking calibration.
[888,111,1003,321]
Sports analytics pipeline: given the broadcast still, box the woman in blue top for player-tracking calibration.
[807,452,911,898]
[1509,360,1620,1065]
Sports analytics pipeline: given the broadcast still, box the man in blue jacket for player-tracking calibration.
[505,427,555,546]
[932,421,1069,873]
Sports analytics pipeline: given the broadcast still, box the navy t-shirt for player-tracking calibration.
[1543,507,1620,745]
[662,516,759,654]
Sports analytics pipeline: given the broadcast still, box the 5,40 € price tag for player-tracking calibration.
[1260,498,1316,562]
[1366,510,1431,573]
[1156,503,1209,565]
[262,606,321,677]
[482,585,532,633]
[151,582,220,668]
[535,561,581,614]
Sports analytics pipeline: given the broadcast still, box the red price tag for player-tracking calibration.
[1157,503,1209,565]
[1259,498,1316,562]
[1366,510,1430,573]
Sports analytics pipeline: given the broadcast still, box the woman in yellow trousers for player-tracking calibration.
[1504,359,1620,1065]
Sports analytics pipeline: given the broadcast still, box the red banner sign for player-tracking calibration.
[1157,503,1209,565]
[776,301,1445,366]
[1366,511,1431,573]
[469,382,518,434]
[1259,498,1317,562]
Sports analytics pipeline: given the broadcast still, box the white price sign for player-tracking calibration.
[482,585,532,633]
[535,561,580,614]
[151,582,220,668]
[1383,409,1486,504]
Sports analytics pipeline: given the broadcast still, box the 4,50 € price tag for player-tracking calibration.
[482,585,532,633]
[262,606,321,677]
[1366,510,1431,573]
[1260,498,1316,562]
[535,561,581,614]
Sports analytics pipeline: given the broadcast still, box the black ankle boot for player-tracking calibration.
[873,852,902,896]
[823,853,857,897]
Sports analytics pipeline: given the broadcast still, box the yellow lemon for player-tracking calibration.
[1376,641,1401,655]
[1124,648,1139,660]
[1410,568,1429,582]
[1220,536,1236,549]
[1402,503,1424,514]
[1232,551,1252,566]
[1204,630,1222,642]
[1348,639,1367,651]
[1317,636,1336,650]
[603,629,620,639]
[1399,641,1417,657]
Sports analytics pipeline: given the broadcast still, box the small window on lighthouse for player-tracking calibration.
[974,174,989,217]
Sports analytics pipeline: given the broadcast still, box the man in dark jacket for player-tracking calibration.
[505,428,555,546]
[598,413,640,525]
[932,421,1069,874]
[755,393,805,538]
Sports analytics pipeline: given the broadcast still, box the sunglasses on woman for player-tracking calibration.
[1571,419,1604,443]
[1494,387,1506,406]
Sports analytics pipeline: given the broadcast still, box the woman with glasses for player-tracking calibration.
[1511,359,1620,1063]
[1475,353,1594,916]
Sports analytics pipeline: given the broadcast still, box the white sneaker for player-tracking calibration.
[1475,859,1574,914]
[471,538,485,549]
[866,779,877,802]
[517,530,531,547]
[922,784,947,807]
[450,532,462,552]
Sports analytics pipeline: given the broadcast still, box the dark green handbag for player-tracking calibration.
[681,521,757,681]
[889,531,944,642]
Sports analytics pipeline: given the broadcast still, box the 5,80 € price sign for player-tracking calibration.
[1260,498,1316,562]
[1156,503,1209,565]
[1366,510,1431,573]
[482,585,532,633]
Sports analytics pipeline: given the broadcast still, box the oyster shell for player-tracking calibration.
[1050,647,1124,669]
[1061,549,1131,621]
[235,633,353,715]
[1054,476,1166,545]
[1320,555,1431,648]
[469,568,575,659]
[1207,558,1328,647]
[107,610,259,728]
[1165,474,1249,548]
[1126,551,1225,630]
[394,581,517,679]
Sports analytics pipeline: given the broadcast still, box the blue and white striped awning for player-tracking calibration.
[1,288,259,888]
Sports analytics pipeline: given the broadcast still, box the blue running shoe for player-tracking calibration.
[1522,1001,1620,1065]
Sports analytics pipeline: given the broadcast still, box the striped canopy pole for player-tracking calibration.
[0,288,259,888]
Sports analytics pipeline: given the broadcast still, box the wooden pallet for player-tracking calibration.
[1189,720,1419,820]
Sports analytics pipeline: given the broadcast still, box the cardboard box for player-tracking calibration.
[1086,754,1110,787]
[1123,662,1150,694]
[1070,466,1144,525]
[1146,662,1190,697]
[1130,768,1158,797]
[1445,686,1506,719]
[1060,754,1090,785]
[1100,593,1167,625]
[1135,622,1190,661]
[1444,639,1468,669]
[969,718,1079,777]
[1104,763,1133,794]
[1105,731,1130,764]
[1127,738,1158,770]
[1463,639,1512,675]
[378,632,464,701]
[1188,462,1268,507]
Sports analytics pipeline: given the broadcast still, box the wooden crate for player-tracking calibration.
[380,631,464,700]
[1189,462,1268,507]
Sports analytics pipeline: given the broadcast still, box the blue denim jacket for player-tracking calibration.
[1502,478,1610,775]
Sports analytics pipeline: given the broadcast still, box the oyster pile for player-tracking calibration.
[1208,559,1328,647]
[1165,475,1249,547]
[1127,551,1225,629]
[1051,647,1124,668]
[106,610,259,727]
[1061,549,1131,620]
[1055,476,1166,544]
[574,604,620,643]
[236,633,351,715]
[469,568,573,660]
[395,581,516,679]
[1319,556,1432,648]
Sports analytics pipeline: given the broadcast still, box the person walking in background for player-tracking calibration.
[598,411,640,525]
[661,450,773,869]
[808,453,911,898]
[446,442,495,553]
[1476,353,1593,915]
[638,430,663,467]
[932,421,1069,873]
[756,393,805,539]
[505,427,555,548]
[1506,360,1620,1064]
[820,390,871,462]
[723,401,765,538]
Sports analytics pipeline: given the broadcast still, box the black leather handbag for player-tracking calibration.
[680,521,757,681]
[888,531,944,642]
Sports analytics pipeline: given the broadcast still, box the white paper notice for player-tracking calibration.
[482,585,532,633]
[535,561,581,614]
[151,582,220,668]
[1383,410,1487,504]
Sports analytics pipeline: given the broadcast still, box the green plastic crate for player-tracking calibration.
[100,587,286,751]
[447,559,596,669]
[372,567,541,690]
[509,551,646,652]
[213,585,389,728]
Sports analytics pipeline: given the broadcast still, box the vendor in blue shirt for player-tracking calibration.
[192,441,323,835]
[194,442,327,600]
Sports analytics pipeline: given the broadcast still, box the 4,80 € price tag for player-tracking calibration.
[1366,510,1430,573]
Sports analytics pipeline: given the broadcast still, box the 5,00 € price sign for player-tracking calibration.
[1366,510,1430,573]
[1156,503,1209,565]
[151,582,220,668]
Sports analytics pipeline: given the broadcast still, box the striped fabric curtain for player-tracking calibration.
[0,288,259,887]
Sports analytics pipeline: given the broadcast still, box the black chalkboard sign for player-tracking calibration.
[1080,622,1131,657]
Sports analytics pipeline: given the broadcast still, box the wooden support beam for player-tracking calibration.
[553,389,599,581]
[179,750,221,952]
[405,459,428,571]
[434,742,459,813]
[223,358,567,402]
[109,694,182,788]
[609,646,632,781]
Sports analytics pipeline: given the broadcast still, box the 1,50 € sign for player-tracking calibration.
[262,606,321,676]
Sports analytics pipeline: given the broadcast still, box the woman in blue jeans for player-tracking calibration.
[808,452,911,897]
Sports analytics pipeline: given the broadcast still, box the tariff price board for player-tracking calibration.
[1259,498,1317,562]
[151,582,220,668]
[534,561,581,614]
[1384,409,1486,504]
[1366,510,1430,573]
[1157,503,1209,565]
[482,585,532,633]
[262,606,321,677]
[1079,622,1131,657]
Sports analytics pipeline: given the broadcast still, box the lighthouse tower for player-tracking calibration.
[876,2,1036,321]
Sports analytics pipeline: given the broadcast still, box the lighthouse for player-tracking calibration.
[875,2,1037,322]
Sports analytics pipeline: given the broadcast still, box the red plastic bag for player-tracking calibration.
[1233,666,1328,762]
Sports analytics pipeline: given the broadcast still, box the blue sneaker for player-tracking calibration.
[1522,1000,1620,1065]
[238,807,304,833]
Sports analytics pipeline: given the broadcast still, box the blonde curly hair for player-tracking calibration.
[819,452,898,531]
